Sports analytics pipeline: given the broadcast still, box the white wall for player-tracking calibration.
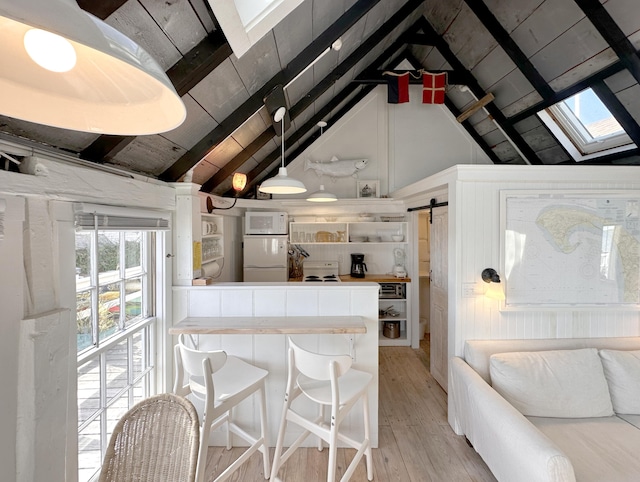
[0,195,24,480]
[388,85,491,192]
[283,85,491,200]
[0,154,176,482]
[395,165,640,429]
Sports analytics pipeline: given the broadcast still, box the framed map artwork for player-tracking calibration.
[500,190,640,308]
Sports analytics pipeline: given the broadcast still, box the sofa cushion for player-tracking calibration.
[489,348,614,418]
[529,415,640,482]
[599,349,640,414]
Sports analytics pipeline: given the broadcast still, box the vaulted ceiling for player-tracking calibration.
[2,0,640,197]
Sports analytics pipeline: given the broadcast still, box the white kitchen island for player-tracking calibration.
[172,282,380,448]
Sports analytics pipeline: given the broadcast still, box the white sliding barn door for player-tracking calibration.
[430,207,448,392]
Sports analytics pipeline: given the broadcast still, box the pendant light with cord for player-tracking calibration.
[0,0,185,135]
[259,106,307,194]
[307,121,338,202]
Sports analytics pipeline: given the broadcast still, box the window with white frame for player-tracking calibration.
[75,208,169,482]
[538,88,636,161]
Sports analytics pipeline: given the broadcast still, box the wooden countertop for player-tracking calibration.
[339,274,411,283]
[169,316,366,335]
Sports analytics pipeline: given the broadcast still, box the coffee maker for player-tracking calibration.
[350,253,367,278]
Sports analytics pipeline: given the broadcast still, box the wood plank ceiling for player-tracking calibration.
[2,0,640,196]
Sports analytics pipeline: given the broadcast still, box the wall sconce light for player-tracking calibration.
[231,172,247,192]
[481,268,505,300]
[206,172,246,212]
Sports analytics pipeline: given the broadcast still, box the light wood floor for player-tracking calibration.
[203,337,496,481]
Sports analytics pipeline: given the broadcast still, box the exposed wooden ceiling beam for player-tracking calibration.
[226,84,369,196]
[405,33,437,46]
[403,51,503,165]
[464,0,555,99]
[417,17,543,165]
[590,80,640,147]
[159,0,388,182]
[507,61,626,125]
[201,12,421,193]
[574,0,640,85]
[202,84,360,193]
[237,41,419,196]
[80,31,231,162]
[77,0,127,20]
[353,69,471,86]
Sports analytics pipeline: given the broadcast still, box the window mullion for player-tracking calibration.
[90,222,99,348]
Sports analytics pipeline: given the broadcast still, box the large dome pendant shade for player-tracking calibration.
[0,0,186,135]
[259,106,306,195]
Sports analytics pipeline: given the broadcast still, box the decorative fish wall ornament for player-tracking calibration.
[304,156,368,178]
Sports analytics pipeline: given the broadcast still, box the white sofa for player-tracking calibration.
[450,337,640,482]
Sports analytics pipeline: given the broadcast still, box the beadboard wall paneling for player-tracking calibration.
[455,175,640,354]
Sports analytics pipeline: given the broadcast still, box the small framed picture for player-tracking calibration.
[356,180,380,198]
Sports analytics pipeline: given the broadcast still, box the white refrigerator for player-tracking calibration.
[243,235,288,282]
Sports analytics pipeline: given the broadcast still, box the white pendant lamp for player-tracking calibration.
[0,0,186,135]
[306,121,337,202]
[259,106,307,195]
[307,184,337,202]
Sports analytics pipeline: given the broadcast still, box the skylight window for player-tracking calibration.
[538,88,636,162]
[208,0,304,58]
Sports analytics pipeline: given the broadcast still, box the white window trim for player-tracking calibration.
[538,109,637,162]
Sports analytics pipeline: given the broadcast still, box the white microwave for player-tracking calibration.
[245,211,288,235]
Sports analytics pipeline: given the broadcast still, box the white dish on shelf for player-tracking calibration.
[358,216,375,222]
[391,235,404,242]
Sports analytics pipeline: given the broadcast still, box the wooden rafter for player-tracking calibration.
[403,51,503,165]
[159,0,392,183]
[238,43,419,196]
[507,62,626,125]
[77,0,127,20]
[464,0,555,99]
[80,31,231,162]
[417,17,543,165]
[590,80,640,147]
[574,0,640,85]
[198,1,424,192]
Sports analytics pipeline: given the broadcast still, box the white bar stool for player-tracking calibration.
[270,337,373,482]
[173,334,270,482]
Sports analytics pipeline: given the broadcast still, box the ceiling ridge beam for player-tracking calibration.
[201,83,360,193]
[416,17,543,165]
[590,80,640,147]
[80,30,231,162]
[159,0,387,182]
[573,0,640,84]
[507,61,626,125]
[463,0,554,99]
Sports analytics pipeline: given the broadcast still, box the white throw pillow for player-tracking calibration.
[489,348,613,418]
[599,349,640,414]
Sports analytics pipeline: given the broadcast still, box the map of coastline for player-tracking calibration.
[505,196,640,305]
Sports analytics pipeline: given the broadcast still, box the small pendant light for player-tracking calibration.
[307,121,338,202]
[259,106,307,194]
